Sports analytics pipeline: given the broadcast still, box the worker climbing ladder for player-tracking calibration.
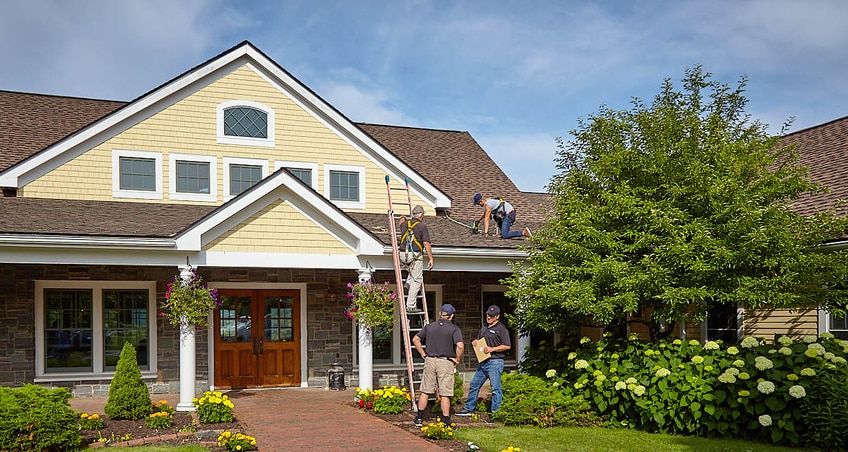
[385,175,430,411]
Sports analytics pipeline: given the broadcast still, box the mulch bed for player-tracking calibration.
[80,412,242,450]
[360,403,499,452]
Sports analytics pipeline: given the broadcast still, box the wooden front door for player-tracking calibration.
[214,289,300,388]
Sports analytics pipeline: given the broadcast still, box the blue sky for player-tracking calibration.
[2,0,847,193]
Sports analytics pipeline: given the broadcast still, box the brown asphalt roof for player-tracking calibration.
[780,115,848,218]
[0,91,545,247]
[0,197,215,237]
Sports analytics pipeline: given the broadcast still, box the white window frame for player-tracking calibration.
[354,285,442,367]
[112,150,163,199]
[169,153,217,202]
[33,280,158,381]
[275,160,319,191]
[223,157,269,200]
[216,100,275,147]
[325,164,366,209]
[818,308,848,338]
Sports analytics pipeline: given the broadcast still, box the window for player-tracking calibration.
[355,287,441,366]
[704,302,741,343]
[224,107,267,138]
[112,150,163,199]
[325,164,365,209]
[216,101,275,147]
[825,312,848,340]
[169,154,216,202]
[223,157,268,199]
[275,161,318,191]
[35,281,157,379]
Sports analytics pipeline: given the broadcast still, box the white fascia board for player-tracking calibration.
[202,251,365,269]
[174,170,385,254]
[243,51,450,209]
[0,234,174,249]
[0,245,188,266]
[367,251,521,273]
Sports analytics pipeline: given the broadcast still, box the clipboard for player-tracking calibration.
[473,337,491,362]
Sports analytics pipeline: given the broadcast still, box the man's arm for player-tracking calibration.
[481,205,492,235]
[423,241,433,269]
[412,334,427,358]
[452,341,465,365]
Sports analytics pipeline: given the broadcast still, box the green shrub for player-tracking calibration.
[104,342,151,420]
[453,372,464,405]
[194,390,235,423]
[493,372,604,427]
[799,365,848,450]
[523,332,848,447]
[0,384,83,451]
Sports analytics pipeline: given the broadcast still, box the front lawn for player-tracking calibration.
[454,425,810,452]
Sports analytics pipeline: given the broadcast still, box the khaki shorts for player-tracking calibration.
[419,357,455,396]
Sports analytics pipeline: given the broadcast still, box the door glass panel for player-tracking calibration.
[219,295,253,343]
[265,296,294,342]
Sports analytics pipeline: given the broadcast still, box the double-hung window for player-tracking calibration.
[704,302,741,343]
[169,154,217,202]
[35,281,157,379]
[325,164,365,209]
[112,150,163,199]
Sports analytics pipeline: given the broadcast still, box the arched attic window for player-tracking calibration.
[216,100,275,147]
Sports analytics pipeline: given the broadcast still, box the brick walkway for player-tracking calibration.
[70,388,443,451]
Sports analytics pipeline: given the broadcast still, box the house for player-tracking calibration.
[0,41,549,396]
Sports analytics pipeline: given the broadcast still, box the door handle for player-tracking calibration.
[259,339,264,354]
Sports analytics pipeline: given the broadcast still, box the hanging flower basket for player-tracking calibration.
[344,280,396,329]
[160,268,221,327]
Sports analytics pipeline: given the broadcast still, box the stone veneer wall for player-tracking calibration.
[0,263,512,394]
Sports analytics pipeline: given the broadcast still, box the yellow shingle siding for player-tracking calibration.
[205,199,353,254]
[21,65,428,212]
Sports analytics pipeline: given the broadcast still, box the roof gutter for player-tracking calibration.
[0,234,176,249]
[382,245,528,259]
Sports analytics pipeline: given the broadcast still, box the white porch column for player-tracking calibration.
[176,265,196,412]
[357,267,373,390]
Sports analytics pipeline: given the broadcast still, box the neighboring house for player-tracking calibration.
[0,41,548,395]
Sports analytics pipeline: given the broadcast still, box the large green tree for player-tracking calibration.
[505,66,848,339]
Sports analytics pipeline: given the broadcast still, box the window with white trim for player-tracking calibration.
[325,164,365,209]
[223,157,268,198]
[35,281,157,379]
[216,101,275,147]
[169,154,217,202]
[112,150,163,199]
[275,161,319,190]
[354,286,442,366]
[825,312,848,340]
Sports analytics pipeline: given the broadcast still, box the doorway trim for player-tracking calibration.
[207,282,308,388]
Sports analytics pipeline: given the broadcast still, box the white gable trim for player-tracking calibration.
[0,42,449,211]
[174,169,385,255]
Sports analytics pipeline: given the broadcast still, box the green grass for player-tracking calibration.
[454,426,810,452]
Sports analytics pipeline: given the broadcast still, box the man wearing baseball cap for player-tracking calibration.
[472,194,531,239]
[397,204,434,312]
[456,304,511,419]
[412,304,464,427]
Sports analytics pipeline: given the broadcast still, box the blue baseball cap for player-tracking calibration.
[440,304,456,315]
[473,193,483,205]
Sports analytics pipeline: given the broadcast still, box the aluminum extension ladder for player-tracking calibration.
[385,175,430,411]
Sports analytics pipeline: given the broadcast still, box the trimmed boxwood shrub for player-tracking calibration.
[104,342,151,420]
[0,384,83,451]
[493,372,604,427]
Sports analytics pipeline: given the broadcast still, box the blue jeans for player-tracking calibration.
[499,212,523,239]
[463,358,505,413]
